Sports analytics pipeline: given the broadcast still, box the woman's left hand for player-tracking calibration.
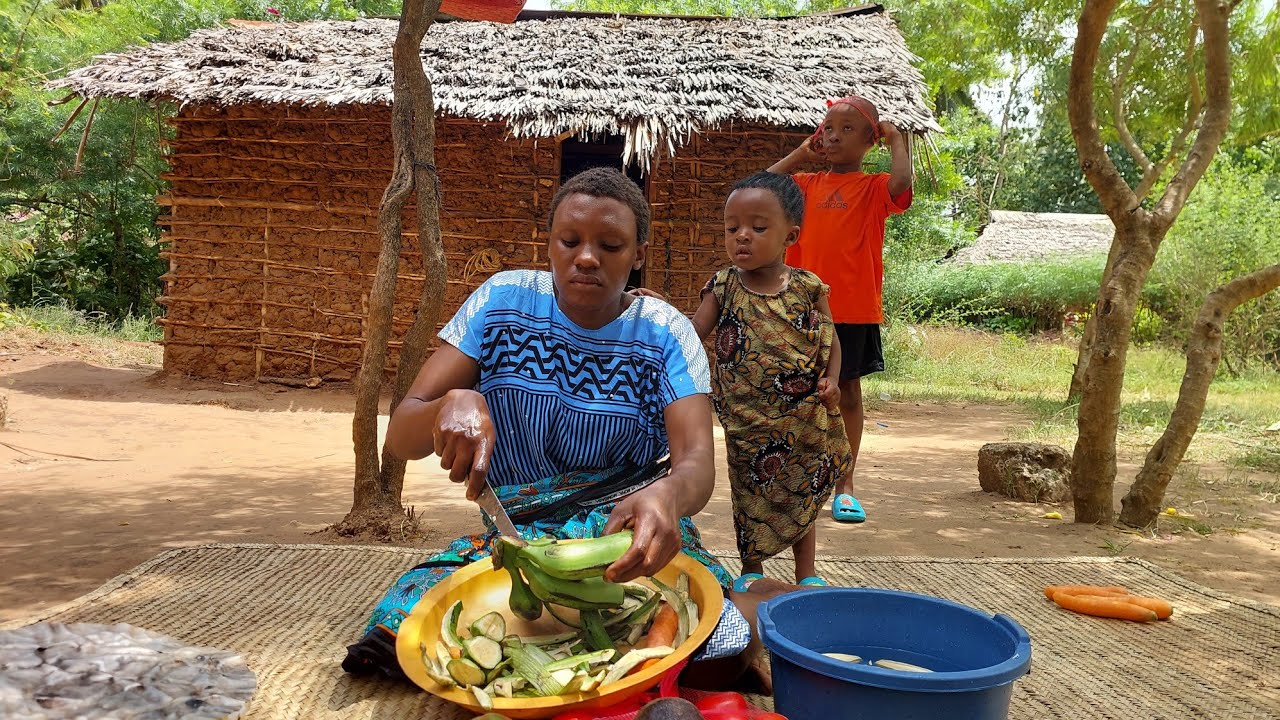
[817,377,841,410]
[601,485,682,583]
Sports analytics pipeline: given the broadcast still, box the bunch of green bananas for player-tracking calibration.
[491,532,634,622]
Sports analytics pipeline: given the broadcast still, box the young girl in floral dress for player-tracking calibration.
[691,171,852,589]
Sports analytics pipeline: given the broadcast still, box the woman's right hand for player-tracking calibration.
[432,388,495,501]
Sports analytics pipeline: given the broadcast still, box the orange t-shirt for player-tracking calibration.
[786,171,912,324]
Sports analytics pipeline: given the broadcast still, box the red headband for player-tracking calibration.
[810,96,883,150]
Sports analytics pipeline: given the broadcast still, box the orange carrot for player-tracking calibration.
[1117,595,1173,620]
[637,602,680,671]
[1053,592,1158,622]
[1044,585,1128,601]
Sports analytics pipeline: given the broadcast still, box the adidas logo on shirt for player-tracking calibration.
[817,189,849,209]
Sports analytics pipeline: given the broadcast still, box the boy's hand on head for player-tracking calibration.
[800,136,824,163]
[878,121,902,143]
[817,377,840,410]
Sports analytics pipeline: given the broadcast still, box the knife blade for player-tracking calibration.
[476,482,521,538]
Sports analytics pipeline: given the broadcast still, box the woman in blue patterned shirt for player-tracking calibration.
[344,168,787,689]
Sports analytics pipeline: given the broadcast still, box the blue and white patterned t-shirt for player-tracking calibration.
[439,270,711,487]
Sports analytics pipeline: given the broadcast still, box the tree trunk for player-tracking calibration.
[1065,0,1233,523]
[1068,229,1123,400]
[1119,264,1280,527]
[1069,220,1156,523]
[377,18,449,503]
[337,0,443,538]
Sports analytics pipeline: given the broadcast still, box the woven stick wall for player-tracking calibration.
[158,104,807,383]
[158,103,557,381]
[648,124,809,308]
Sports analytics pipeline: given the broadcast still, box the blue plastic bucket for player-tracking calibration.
[758,587,1032,719]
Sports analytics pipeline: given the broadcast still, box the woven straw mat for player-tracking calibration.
[4,544,1277,719]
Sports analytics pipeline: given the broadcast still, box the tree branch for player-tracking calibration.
[1152,0,1233,233]
[1119,263,1280,527]
[1111,64,1152,178]
[1134,18,1205,202]
[1069,0,1140,221]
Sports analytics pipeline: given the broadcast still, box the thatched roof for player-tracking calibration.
[952,210,1115,265]
[52,7,939,165]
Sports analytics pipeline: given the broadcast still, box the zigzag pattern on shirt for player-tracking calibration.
[479,323,670,408]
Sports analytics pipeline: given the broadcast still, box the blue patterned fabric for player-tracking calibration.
[439,270,711,487]
[692,599,752,662]
[346,472,747,677]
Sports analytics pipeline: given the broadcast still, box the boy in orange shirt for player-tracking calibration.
[768,96,913,523]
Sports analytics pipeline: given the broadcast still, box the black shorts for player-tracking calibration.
[835,323,884,382]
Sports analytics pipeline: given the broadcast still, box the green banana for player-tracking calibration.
[581,609,616,652]
[515,531,633,580]
[495,537,543,621]
[519,556,626,610]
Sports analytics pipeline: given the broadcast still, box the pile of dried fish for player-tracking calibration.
[0,622,256,719]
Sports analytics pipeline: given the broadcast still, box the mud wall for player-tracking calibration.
[647,124,809,310]
[159,104,556,381]
[159,105,805,382]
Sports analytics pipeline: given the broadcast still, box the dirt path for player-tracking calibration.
[1,346,1276,625]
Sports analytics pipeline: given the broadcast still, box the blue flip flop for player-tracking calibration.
[732,573,764,592]
[832,494,867,523]
[798,576,829,587]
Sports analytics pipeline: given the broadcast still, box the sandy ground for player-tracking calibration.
[1,339,1277,626]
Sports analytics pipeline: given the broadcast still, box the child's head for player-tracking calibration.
[723,171,804,272]
[816,95,882,166]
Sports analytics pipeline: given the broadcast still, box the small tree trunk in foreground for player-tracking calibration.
[338,0,445,538]
[1119,264,1280,527]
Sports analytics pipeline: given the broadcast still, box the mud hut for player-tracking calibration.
[55,6,938,382]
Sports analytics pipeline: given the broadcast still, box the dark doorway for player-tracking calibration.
[559,134,647,290]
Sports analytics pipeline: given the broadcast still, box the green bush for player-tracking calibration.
[1146,152,1280,369]
[887,256,1107,331]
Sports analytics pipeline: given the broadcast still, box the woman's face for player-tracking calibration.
[548,193,646,323]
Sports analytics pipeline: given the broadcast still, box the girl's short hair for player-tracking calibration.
[549,167,651,244]
[731,171,805,226]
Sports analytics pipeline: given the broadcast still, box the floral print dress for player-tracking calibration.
[704,268,853,562]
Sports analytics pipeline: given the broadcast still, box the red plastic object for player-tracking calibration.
[439,0,524,23]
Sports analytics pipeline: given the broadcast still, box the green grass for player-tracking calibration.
[866,324,1280,466]
[0,303,161,342]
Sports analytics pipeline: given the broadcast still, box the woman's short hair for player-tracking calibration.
[549,167,651,244]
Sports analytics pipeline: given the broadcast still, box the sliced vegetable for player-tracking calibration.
[822,652,863,663]
[649,579,690,649]
[518,631,579,646]
[470,684,493,710]
[601,646,674,686]
[464,635,504,670]
[470,611,507,642]
[582,609,616,652]
[502,638,565,696]
[441,600,465,652]
[543,648,617,673]
[447,657,488,687]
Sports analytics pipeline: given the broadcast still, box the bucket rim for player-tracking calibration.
[758,587,1033,692]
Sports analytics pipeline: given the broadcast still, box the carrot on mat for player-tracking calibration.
[1043,585,1127,601]
[1117,595,1174,620]
[1052,592,1158,622]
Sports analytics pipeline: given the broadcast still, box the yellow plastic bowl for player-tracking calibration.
[395,546,724,719]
